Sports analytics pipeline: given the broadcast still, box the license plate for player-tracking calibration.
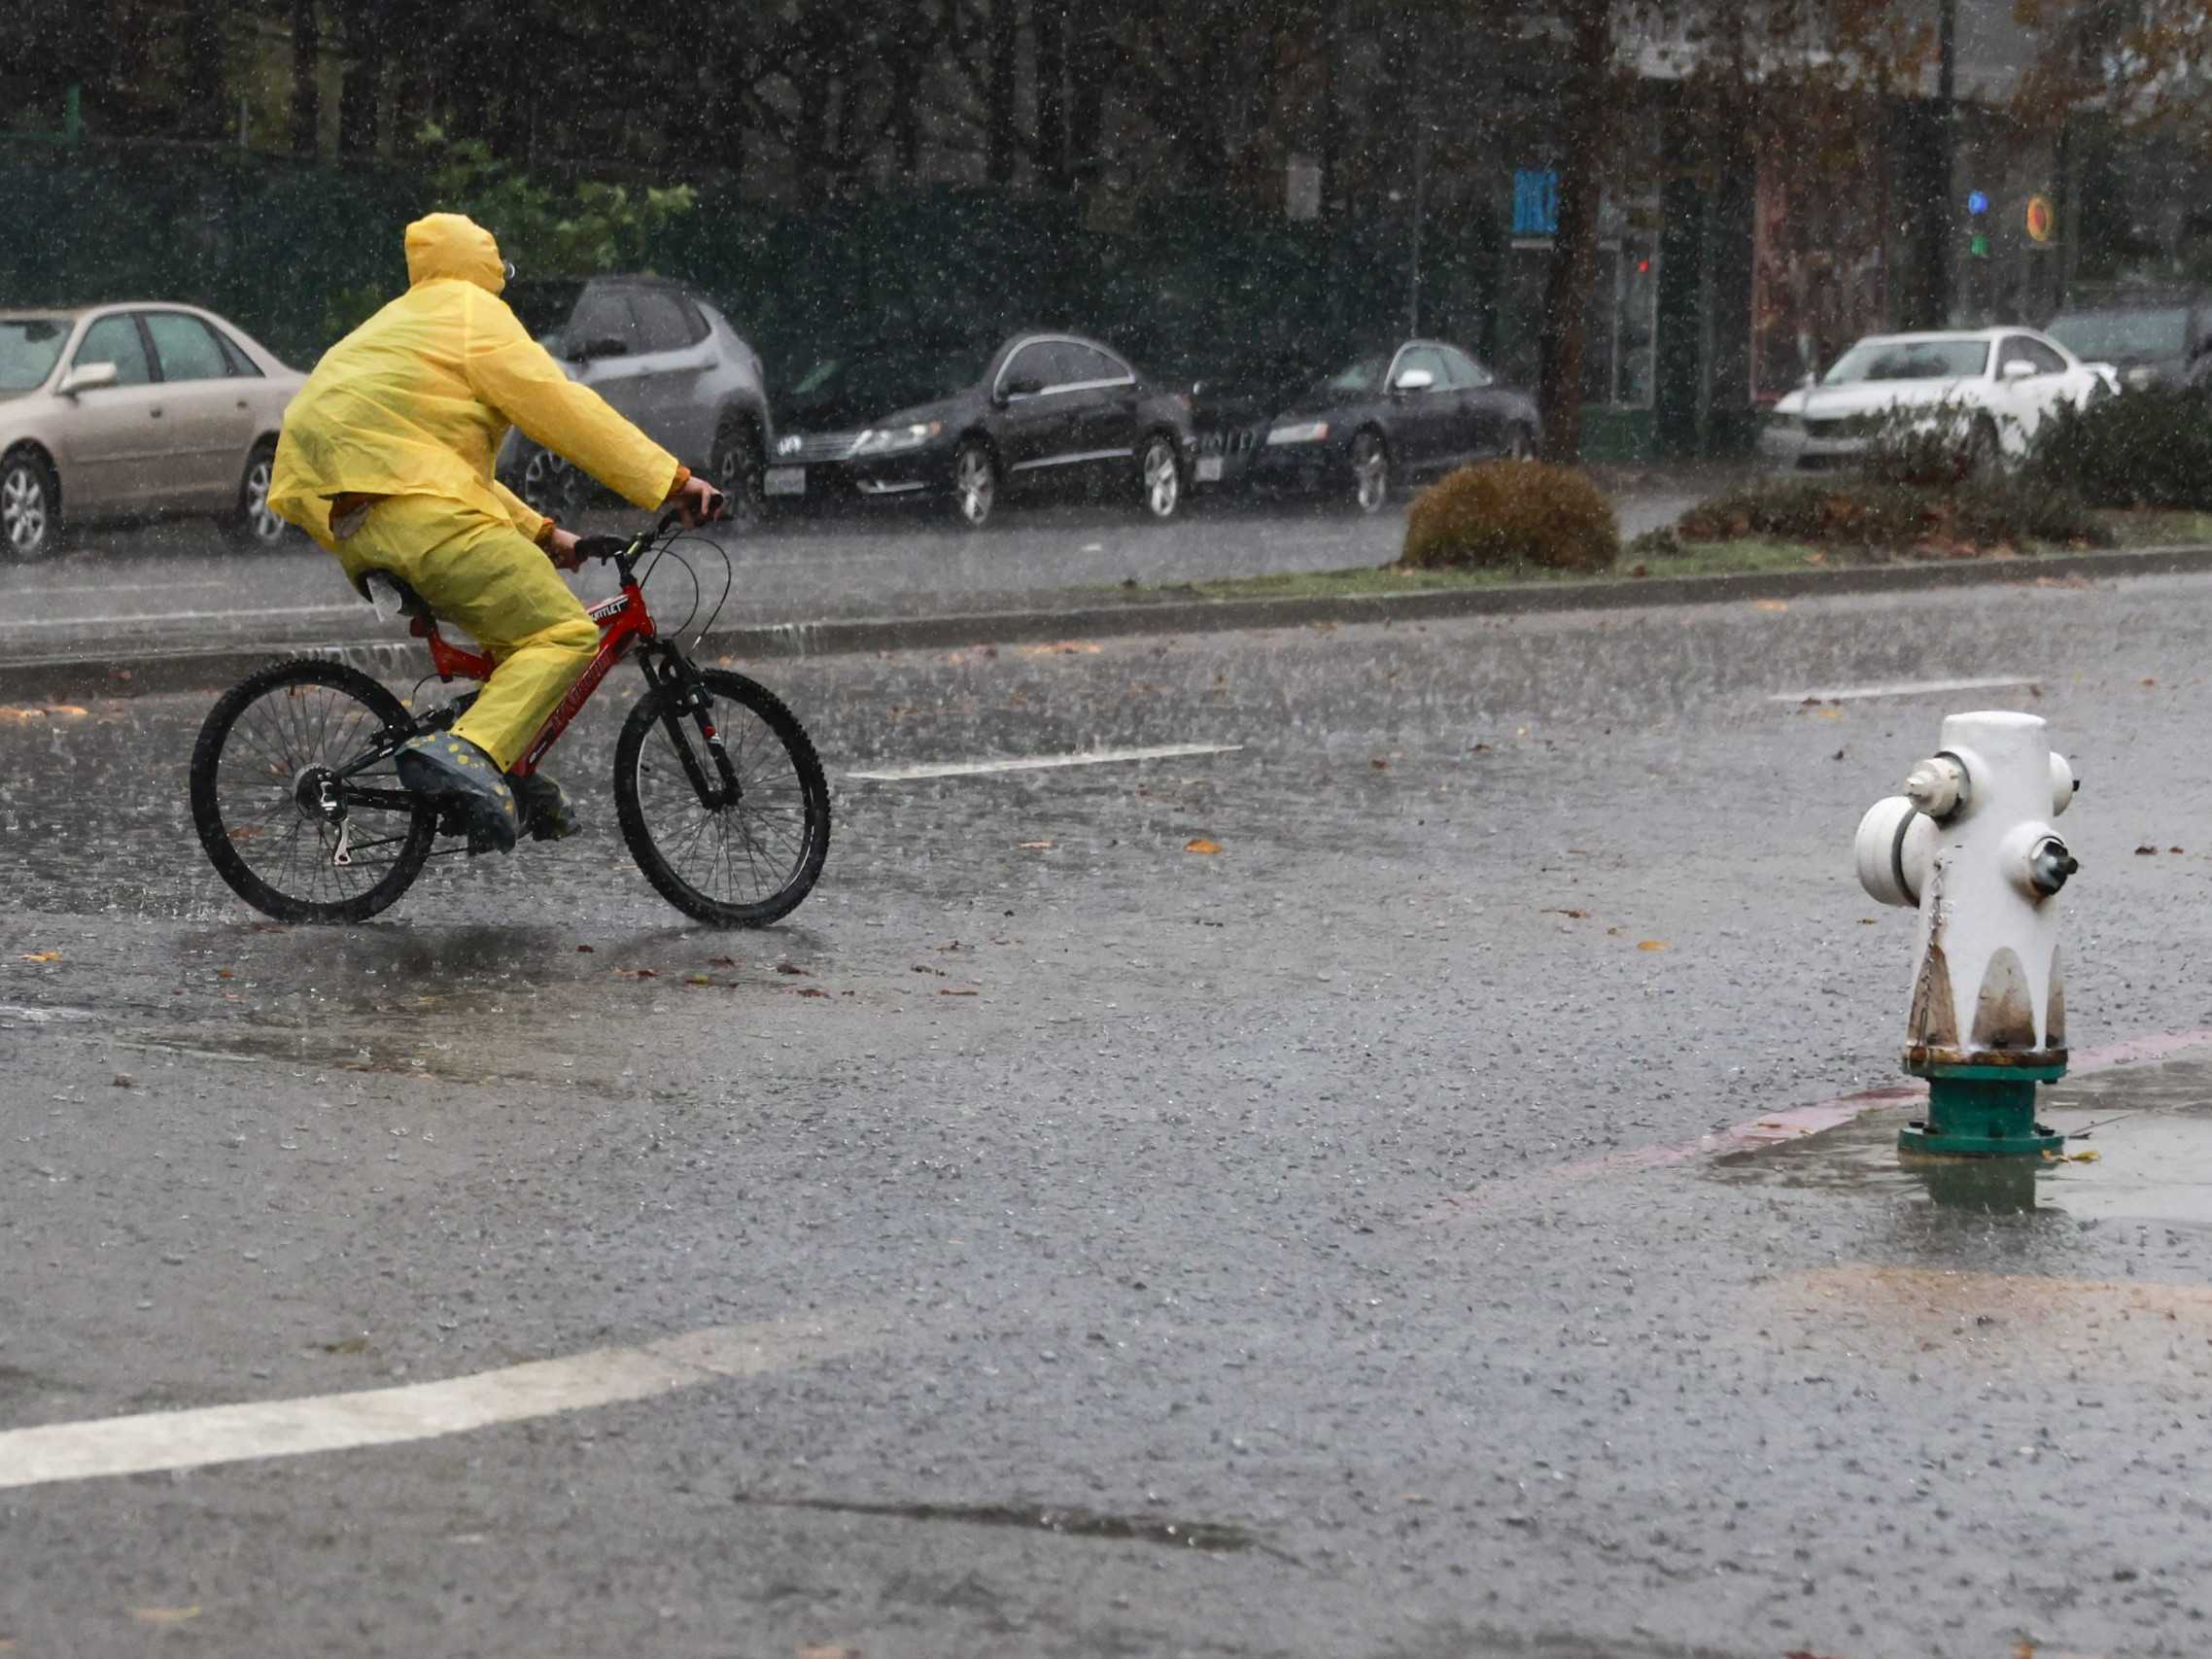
[764,467,807,498]
[1196,456,1225,483]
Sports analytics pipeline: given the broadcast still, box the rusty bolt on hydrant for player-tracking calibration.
[1853,710,2080,1157]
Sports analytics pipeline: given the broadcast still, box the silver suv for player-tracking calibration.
[498,276,771,518]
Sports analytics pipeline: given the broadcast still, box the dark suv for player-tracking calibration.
[2046,288,2212,394]
[497,276,773,516]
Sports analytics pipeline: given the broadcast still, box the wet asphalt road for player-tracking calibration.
[8,573,2212,1655]
[0,485,1708,662]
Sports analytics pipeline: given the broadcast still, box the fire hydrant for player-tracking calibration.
[1852,710,2079,1156]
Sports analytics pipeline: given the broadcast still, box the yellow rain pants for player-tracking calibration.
[339,495,597,772]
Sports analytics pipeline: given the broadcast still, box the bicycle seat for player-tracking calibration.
[361,570,432,621]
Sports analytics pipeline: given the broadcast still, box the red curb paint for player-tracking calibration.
[1425,1027,2212,1222]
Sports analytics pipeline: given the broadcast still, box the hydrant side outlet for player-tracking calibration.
[1861,710,2076,1158]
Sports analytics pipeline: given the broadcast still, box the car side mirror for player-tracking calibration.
[1393,367,1436,394]
[57,361,120,397]
[2003,359,2037,379]
[570,335,629,363]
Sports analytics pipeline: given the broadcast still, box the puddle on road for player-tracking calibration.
[736,1495,1293,1562]
[1707,1056,2212,1227]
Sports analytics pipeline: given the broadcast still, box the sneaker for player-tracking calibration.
[508,771,579,842]
[396,734,518,854]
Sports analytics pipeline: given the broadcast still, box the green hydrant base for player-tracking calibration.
[1899,1066,2066,1158]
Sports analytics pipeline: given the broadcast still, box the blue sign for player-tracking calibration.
[1513,170,1560,236]
[1966,190,1989,217]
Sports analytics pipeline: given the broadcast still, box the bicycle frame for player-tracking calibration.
[411,568,649,778]
[403,535,743,808]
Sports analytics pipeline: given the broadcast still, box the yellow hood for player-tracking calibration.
[404,213,506,294]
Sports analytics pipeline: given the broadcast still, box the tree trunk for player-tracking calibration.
[1035,0,1069,190]
[1318,0,1340,216]
[290,0,322,156]
[178,0,228,142]
[336,0,381,156]
[1069,8,1109,187]
[985,0,1021,187]
[1537,0,1613,467]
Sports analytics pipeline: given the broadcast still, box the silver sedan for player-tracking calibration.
[0,304,304,562]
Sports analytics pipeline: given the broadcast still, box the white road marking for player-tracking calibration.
[0,604,363,633]
[0,1313,867,1493]
[1770,674,2036,705]
[848,742,1244,782]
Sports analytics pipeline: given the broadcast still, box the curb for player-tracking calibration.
[10,541,2212,705]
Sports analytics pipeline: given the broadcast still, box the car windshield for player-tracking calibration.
[1309,353,1392,397]
[0,316,70,392]
[1821,339,1989,384]
[789,341,992,411]
[504,280,586,346]
[2047,306,2191,362]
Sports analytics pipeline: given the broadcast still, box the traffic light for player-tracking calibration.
[1964,189,1992,260]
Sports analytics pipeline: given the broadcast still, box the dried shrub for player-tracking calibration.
[1400,461,1619,573]
[1676,475,2106,555]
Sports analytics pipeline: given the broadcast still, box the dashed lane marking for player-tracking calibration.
[1768,674,2036,704]
[0,1313,871,1493]
[847,743,1244,782]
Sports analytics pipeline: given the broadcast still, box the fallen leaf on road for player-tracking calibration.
[940,989,979,996]
[1370,758,1390,770]
[1544,908,1588,919]
[129,1607,201,1625]
[2136,846,2159,855]
[19,951,58,963]
[1018,640,1102,656]
[575,945,594,953]
[709,955,736,967]
[2143,677,2158,687]
[1017,840,1057,849]
[684,974,712,986]
[0,708,47,722]
[2173,847,2187,855]
[2066,1148,2102,1162]
[1752,599,1788,613]
[48,705,87,718]
[792,986,829,998]
[775,963,812,976]
[1637,940,1670,951]
[1815,708,1843,720]
[1185,838,1223,854]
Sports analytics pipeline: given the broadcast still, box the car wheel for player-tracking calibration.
[710,414,765,524]
[1350,430,1390,514]
[951,439,997,529]
[1137,433,1183,521]
[520,445,586,520]
[1,447,60,563]
[230,439,294,550]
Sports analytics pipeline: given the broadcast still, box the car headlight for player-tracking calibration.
[1265,421,1331,446]
[852,421,944,456]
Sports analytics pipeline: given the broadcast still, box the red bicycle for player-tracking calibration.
[189,510,830,926]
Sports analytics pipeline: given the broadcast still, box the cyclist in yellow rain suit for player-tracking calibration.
[269,212,721,852]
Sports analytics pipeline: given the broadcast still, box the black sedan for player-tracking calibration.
[1244,340,1540,512]
[765,331,1197,528]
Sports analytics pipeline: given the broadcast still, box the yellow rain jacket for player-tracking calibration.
[269,213,680,552]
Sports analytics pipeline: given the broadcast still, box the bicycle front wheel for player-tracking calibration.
[613,668,831,926]
[190,658,435,922]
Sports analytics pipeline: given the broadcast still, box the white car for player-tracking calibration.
[1759,328,2117,472]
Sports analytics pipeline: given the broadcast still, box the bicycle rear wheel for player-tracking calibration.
[190,658,435,922]
[612,668,830,926]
